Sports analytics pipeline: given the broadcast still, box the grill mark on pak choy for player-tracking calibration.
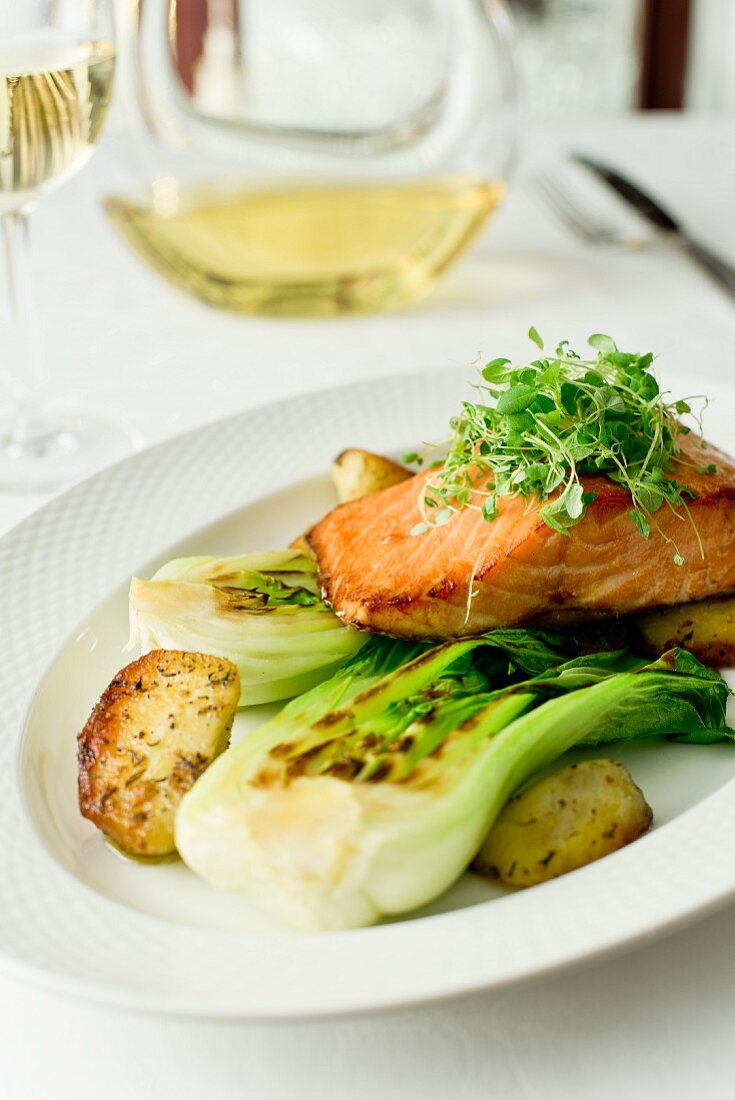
[258,635,622,790]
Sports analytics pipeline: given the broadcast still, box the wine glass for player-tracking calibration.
[0,0,136,492]
[108,0,518,317]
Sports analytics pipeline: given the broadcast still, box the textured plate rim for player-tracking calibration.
[3,367,735,1021]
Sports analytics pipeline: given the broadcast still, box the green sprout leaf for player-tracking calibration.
[588,333,617,355]
[481,496,498,521]
[528,325,544,350]
[482,358,512,382]
[630,509,651,539]
[563,481,586,520]
[635,484,665,515]
[496,383,536,415]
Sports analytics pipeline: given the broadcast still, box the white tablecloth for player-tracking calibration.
[2,114,735,1100]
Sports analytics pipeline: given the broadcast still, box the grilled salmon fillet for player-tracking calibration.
[307,436,735,639]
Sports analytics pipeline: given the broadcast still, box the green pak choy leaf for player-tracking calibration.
[175,629,733,931]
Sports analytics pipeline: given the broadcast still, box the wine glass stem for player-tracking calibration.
[2,209,45,442]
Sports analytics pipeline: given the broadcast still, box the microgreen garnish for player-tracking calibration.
[411,330,713,563]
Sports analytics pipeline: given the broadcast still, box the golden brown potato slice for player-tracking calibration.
[331,448,412,503]
[636,594,735,666]
[473,759,652,888]
[78,650,240,860]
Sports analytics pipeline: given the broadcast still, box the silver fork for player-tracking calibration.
[532,172,651,251]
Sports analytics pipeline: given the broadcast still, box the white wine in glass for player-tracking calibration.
[106,176,506,316]
[0,6,136,492]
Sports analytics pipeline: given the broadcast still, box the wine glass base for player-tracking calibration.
[0,413,141,493]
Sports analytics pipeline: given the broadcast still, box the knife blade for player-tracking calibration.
[573,152,735,301]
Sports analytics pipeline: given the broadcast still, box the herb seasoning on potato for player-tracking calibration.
[77,650,240,860]
[473,759,653,888]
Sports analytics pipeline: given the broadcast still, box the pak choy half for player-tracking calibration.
[128,550,364,706]
[175,629,734,931]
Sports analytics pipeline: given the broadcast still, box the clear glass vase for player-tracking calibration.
[108,0,518,316]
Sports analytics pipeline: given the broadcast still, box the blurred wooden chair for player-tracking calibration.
[640,0,691,108]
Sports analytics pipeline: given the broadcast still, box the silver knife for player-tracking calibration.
[573,153,735,301]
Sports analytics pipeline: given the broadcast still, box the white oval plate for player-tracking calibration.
[5,368,735,1020]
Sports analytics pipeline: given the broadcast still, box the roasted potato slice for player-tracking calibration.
[473,759,652,888]
[636,594,735,666]
[78,650,240,860]
[331,448,412,503]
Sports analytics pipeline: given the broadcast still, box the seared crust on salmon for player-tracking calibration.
[307,436,735,639]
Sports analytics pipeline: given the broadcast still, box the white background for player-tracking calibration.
[2,115,735,1098]
[688,0,735,111]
